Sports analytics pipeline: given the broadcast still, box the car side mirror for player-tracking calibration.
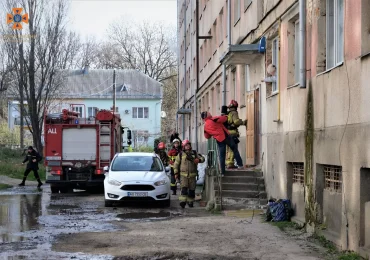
[103,166,109,172]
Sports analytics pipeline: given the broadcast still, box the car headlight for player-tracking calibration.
[108,179,122,186]
[154,179,167,186]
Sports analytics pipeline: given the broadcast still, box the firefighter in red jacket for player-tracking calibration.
[156,142,169,166]
[201,111,244,176]
[173,140,205,208]
[168,138,181,195]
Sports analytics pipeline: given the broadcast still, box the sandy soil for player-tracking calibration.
[53,210,327,260]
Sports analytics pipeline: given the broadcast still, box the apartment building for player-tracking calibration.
[178,0,370,255]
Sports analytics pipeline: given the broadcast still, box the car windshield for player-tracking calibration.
[111,156,164,172]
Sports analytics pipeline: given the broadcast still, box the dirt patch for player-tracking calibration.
[53,215,328,259]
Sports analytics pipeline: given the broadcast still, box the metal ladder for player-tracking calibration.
[98,122,112,168]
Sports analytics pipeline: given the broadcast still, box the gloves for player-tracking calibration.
[243,120,248,126]
[194,158,200,164]
[169,160,174,165]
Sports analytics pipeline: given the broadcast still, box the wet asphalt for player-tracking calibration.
[0,184,197,260]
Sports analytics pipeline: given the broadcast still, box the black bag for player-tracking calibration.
[232,136,240,144]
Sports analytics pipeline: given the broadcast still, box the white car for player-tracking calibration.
[103,152,171,207]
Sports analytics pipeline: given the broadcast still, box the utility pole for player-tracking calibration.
[19,43,24,149]
[113,69,116,113]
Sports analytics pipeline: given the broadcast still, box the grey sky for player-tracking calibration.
[68,0,177,41]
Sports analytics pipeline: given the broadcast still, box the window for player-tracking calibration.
[324,165,342,192]
[219,9,224,45]
[132,107,149,119]
[326,0,344,69]
[294,21,300,83]
[292,163,305,185]
[88,107,98,117]
[272,37,279,93]
[72,106,83,117]
[111,156,163,172]
[244,0,252,11]
[234,0,241,24]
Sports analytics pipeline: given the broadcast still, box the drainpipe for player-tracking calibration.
[278,20,281,122]
[176,0,180,132]
[195,0,199,151]
[182,1,186,140]
[222,0,232,107]
[299,0,306,88]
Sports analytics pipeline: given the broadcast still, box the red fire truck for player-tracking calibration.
[44,104,131,193]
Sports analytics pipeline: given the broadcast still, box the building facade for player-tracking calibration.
[8,69,163,148]
[178,0,370,255]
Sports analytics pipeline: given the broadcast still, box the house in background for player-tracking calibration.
[8,69,163,148]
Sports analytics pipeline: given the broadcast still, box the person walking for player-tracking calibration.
[201,111,244,176]
[19,146,43,188]
[155,142,169,167]
[173,140,205,208]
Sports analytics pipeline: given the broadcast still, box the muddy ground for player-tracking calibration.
[0,178,330,260]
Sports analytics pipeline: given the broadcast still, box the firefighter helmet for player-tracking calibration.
[228,100,238,108]
[158,142,166,149]
[172,138,180,144]
[182,140,191,148]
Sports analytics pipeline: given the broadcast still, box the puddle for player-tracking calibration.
[116,211,182,222]
[0,194,42,243]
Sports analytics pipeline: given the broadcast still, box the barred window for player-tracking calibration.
[292,163,304,185]
[324,165,342,192]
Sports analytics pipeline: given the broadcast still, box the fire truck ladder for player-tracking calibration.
[99,122,112,168]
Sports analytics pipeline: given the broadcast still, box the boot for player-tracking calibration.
[37,179,43,188]
[19,177,26,186]
[180,202,186,209]
[188,202,194,208]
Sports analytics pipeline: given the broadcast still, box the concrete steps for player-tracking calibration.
[214,170,267,210]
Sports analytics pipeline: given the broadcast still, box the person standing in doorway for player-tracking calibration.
[226,100,247,169]
[19,146,43,188]
[201,111,244,176]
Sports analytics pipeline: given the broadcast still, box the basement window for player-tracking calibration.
[292,163,305,185]
[324,165,342,192]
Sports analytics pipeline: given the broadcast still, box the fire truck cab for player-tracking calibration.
[44,105,130,193]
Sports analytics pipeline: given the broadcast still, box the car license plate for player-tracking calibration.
[127,192,148,197]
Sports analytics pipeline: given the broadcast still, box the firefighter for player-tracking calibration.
[226,100,247,169]
[173,140,205,208]
[156,142,169,167]
[19,146,43,188]
[168,138,182,195]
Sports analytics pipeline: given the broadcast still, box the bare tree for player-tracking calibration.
[1,0,70,153]
[101,19,177,82]
[161,69,178,138]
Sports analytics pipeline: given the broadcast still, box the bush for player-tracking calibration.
[134,146,154,152]
[0,147,45,180]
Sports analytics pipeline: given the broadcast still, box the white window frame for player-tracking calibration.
[72,106,83,117]
[326,0,344,70]
[88,107,98,117]
[294,20,300,83]
[272,37,279,93]
[132,107,149,119]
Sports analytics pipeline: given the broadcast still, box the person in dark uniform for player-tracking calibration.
[19,146,43,188]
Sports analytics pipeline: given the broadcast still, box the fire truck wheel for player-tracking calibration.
[105,200,114,207]
[50,185,59,194]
